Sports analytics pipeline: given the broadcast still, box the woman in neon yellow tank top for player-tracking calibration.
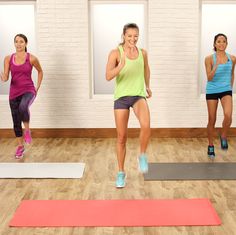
[106,23,152,188]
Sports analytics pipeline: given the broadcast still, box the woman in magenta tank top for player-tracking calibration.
[0,34,43,159]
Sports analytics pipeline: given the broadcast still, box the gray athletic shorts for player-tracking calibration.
[114,96,145,109]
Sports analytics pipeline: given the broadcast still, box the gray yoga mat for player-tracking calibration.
[0,163,85,178]
[144,162,236,180]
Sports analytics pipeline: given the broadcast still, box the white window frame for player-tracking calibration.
[89,0,148,99]
[0,0,36,99]
[200,0,236,94]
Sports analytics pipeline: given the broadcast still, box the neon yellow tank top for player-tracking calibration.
[114,46,146,100]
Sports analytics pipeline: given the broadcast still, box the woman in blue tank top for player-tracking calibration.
[205,33,236,158]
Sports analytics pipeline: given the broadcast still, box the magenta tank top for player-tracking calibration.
[9,53,36,100]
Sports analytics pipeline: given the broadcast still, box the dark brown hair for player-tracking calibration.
[14,34,28,52]
[213,33,227,51]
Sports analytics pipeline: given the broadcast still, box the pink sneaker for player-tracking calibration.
[24,130,32,144]
[15,145,25,159]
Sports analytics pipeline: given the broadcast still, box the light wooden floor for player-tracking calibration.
[0,137,236,235]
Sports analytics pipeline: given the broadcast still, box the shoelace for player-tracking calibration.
[16,148,24,155]
[222,140,227,145]
[140,156,147,164]
[209,147,214,152]
[117,173,125,182]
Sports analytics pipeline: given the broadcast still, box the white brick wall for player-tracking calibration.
[0,0,234,128]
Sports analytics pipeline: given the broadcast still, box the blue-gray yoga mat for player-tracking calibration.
[144,163,236,180]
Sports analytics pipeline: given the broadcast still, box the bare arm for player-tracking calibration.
[105,49,125,81]
[30,54,43,93]
[0,56,10,82]
[231,55,236,87]
[142,49,152,98]
[205,55,219,81]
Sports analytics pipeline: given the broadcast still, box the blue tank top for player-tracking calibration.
[206,53,232,94]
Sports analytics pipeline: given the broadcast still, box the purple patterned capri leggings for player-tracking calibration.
[9,92,35,137]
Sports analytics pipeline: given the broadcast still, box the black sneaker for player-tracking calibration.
[220,136,228,150]
[208,145,215,158]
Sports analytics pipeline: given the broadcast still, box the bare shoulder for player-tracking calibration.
[230,54,236,64]
[109,48,119,58]
[141,49,148,62]
[141,48,147,53]
[141,48,147,56]
[4,55,11,62]
[29,53,37,61]
[205,54,213,64]
[107,48,120,64]
[29,54,40,66]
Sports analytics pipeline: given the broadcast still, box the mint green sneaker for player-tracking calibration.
[138,153,149,173]
[116,171,126,188]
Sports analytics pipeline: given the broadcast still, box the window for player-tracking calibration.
[0,2,36,95]
[90,1,147,95]
[200,2,236,93]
